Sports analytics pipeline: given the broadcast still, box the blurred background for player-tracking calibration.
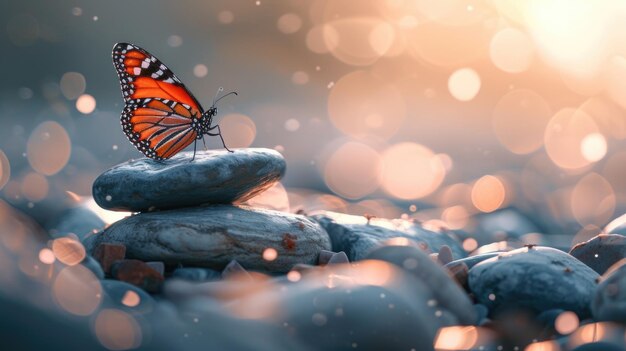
[2,0,626,243]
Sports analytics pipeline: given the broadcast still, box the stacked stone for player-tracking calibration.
[84,149,331,289]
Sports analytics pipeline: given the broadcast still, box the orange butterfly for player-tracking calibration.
[112,42,236,160]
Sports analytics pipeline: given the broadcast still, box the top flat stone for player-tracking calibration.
[93,148,285,212]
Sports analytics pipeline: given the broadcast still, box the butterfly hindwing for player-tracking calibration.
[122,98,198,160]
[112,43,206,159]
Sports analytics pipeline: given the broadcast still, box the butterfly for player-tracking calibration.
[111,42,236,160]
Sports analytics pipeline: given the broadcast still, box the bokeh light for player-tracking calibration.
[193,64,208,78]
[471,175,505,213]
[544,108,599,169]
[328,70,406,139]
[489,28,534,73]
[121,290,141,308]
[492,89,552,154]
[262,247,278,261]
[570,173,615,226]
[323,141,381,199]
[94,309,142,350]
[60,72,86,100]
[555,311,579,335]
[324,18,395,66]
[580,132,607,162]
[76,94,96,114]
[218,113,256,148]
[448,68,481,101]
[380,143,446,200]
[27,121,71,176]
[433,326,478,350]
[52,237,87,266]
[52,265,102,316]
[277,13,302,34]
[20,172,49,202]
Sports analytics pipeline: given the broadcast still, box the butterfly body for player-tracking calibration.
[112,42,232,160]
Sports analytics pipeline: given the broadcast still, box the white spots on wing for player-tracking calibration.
[133,67,141,75]
[141,61,150,69]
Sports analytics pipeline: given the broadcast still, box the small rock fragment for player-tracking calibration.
[222,260,252,281]
[93,243,126,274]
[327,251,349,265]
[111,259,164,293]
[146,261,165,276]
[318,250,335,265]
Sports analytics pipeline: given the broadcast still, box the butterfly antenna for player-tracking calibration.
[211,87,224,106]
[214,91,238,105]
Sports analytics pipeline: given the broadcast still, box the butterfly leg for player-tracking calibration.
[191,139,197,162]
[207,125,233,152]
[202,136,208,151]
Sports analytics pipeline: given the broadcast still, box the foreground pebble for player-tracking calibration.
[93,148,286,212]
[592,259,626,322]
[366,245,477,325]
[570,234,626,275]
[312,211,465,261]
[468,246,599,318]
[84,205,331,273]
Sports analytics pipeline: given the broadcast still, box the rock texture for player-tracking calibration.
[83,205,331,273]
[312,211,465,261]
[592,259,626,322]
[468,246,599,318]
[93,148,286,212]
[570,234,626,274]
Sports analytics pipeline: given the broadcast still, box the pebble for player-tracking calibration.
[92,148,286,212]
[84,205,331,273]
[468,246,599,318]
[591,259,626,323]
[445,252,501,270]
[312,211,465,261]
[92,243,126,274]
[366,245,477,325]
[274,265,443,351]
[471,208,541,244]
[172,267,222,282]
[111,259,164,293]
[569,234,626,274]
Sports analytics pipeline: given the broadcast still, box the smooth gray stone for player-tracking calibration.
[172,267,222,282]
[84,205,331,273]
[48,205,105,240]
[471,208,540,244]
[445,252,502,270]
[276,274,441,351]
[312,211,465,261]
[468,246,599,318]
[366,245,477,325]
[592,260,626,323]
[93,148,286,212]
[570,234,626,274]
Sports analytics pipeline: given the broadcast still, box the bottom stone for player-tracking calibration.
[83,205,331,273]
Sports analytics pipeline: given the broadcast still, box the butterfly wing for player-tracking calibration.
[112,43,203,159]
[122,98,198,160]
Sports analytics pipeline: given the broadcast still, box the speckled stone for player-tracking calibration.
[570,234,626,274]
[83,205,331,273]
[468,246,599,318]
[93,148,286,212]
[592,260,626,323]
[312,211,466,261]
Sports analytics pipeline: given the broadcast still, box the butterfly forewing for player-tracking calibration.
[112,43,204,160]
